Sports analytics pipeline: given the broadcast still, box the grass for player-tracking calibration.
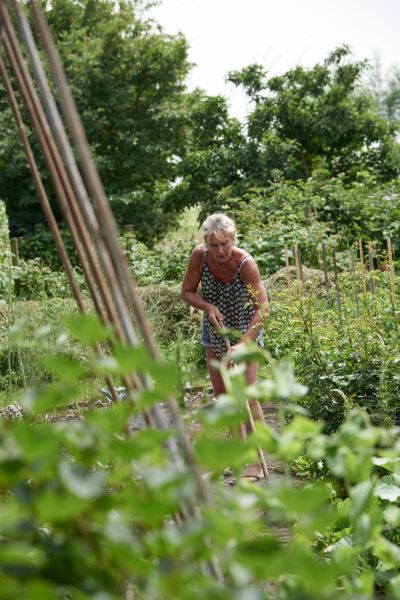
[164,205,200,245]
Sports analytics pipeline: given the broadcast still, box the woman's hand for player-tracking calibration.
[226,340,246,361]
[205,304,224,328]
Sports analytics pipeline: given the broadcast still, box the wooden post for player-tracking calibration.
[298,246,304,283]
[358,239,366,294]
[387,238,397,307]
[293,245,302,284]
[350,248,359,317]
[10,237,19,266]
[332,249,342,313]
[124,224,134,233]
[321,242,329,295]
[284,245,291,288]
[367,241,375,295]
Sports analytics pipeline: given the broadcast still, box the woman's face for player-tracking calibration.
[206,232,235,263]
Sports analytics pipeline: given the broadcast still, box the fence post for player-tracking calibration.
[332,249,342,313]
[293,244,302,284]
[124,224,134,234]
[350,248,359,317]
[321,242,329,295]
[358,239,366,294]
[10,237,20,266]
[284,245,291,288]
[367,241,375,295]
[386,238,397,307]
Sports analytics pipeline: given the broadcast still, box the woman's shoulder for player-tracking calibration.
[188,244,206,268]
[191,244,206,258]
[237,253,261,280]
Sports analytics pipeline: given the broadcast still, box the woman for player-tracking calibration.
[181,213,268,481]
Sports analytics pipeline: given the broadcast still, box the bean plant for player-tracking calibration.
[0,315,399,598]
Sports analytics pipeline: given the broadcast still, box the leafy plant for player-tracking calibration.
[0,316,399,597]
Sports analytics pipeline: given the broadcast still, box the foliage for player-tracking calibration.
[162,92,246,215]
[0,200,12,300]
[121,232,196,285]
[0,298,85,396]
[265,275,400,432]
[17,224,79,270]
[365,59,400,125]
[0,315,399,597]
[200,175,400,275]
[228,45,400,184]
[11,258,85,300]
[0,0,193,241]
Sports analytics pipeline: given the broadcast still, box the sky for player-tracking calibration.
[149,0,400,120]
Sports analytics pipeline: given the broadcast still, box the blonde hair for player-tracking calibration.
[201,213,236,243]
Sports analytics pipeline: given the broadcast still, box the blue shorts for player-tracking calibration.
[200,319,212,347]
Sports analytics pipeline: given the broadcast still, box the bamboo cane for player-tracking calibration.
[0,55,120,402]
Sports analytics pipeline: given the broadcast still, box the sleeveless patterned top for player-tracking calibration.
[201,251,264,358]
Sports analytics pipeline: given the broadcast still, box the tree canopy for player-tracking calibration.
[1,2,399,245]
[227,46,399,185]
[0,0,195,239]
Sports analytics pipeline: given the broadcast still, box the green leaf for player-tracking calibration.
[22,381,81,415]
[383,505,400,527]
[374,475,400,502]
[0,543,45,567]
[112,343,153,375]
[372,535,400,569]
[350,480,373,518]
[41,355,86,383]
[59,461,106,499]
[12,422,59,461]
[372,456,400,473]
[195,437,255,471]
[65,313,112,345]
[35,490,89,522]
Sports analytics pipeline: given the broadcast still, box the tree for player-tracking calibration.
[227,46,400,185]
[364,57,400,126]
[0,0,192,240]
[162,91,246,214]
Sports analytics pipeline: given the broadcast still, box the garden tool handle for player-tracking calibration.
[222,335,269,480]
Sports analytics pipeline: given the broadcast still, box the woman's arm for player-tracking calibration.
[237,258,269,343]
[181,246,224,328]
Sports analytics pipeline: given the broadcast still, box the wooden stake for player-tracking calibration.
[350,248,359,317]
[321,242,329,295]
[367,241,375,295]
[284,245,291,288]
[332,249,342,313]
[293,245,302,284]
[10,237,19,266]
[358,239,366,294]
[387,238,397,307]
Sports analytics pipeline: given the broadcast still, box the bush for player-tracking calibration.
[0,200,12,299]
[121,232,195,285]
[199,175,400,275]
[18,224,78,270]
[12,258,86,300]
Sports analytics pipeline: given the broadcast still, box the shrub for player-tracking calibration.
[199,175,400,275]
[18,224,78,270]
[0,200,12,299]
